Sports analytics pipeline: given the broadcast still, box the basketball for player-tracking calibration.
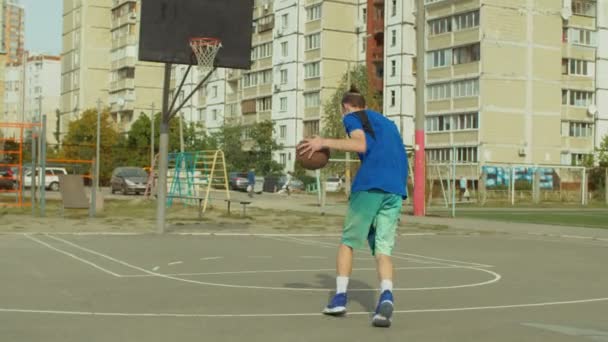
[296,142,330,170]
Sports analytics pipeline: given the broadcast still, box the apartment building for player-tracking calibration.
[3,0,25,64]
[61,0,112,139]
[108,0,163,132]
[386,0,606,166]
[4,54,61,144]
[180,0,367,171]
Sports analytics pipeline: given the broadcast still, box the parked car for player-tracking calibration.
[263,175,304,193]
[110,167,148,195]
[23,167,67,191]
[325,177,343,192]
[228,172,263,193]
[0,166,16,190]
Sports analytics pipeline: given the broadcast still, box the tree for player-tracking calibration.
[597,134,608,167]
[249,120,284,175]
[61,108,120,184]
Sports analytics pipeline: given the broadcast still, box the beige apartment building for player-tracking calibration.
[3,0,25,65]
[409,0,606,167]
[108,0,163,132]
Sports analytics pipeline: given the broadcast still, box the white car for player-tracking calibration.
[23,167,68,191]
[325,177,343,192]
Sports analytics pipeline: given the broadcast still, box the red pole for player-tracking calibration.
[413,131,425,216]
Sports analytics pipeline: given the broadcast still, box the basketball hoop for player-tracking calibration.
[189,37,222,73]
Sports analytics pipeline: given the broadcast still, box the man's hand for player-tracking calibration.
[297,136,324,159]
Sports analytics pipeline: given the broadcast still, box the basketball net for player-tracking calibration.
[189,37,222,75]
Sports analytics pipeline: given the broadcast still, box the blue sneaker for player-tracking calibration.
[372,290,394,327]
[323,293,347,315]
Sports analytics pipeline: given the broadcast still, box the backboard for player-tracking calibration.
[139,0,254,69]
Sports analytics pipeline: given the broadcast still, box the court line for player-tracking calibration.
[1,296,607,318]
[46,234,501,291]
[168,261,183,266]
[119,266,459,278]
[24,234,122,278]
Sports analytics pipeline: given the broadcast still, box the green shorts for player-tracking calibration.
[341,190,403,256]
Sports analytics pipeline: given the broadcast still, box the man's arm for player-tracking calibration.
[298,130,366,158]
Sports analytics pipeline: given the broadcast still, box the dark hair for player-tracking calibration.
[341,85,366,109]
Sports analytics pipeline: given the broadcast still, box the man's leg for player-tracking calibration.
[371,194,402,327]
[323,191,382,316]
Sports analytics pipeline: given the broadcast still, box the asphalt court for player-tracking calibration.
[1,232,607,341]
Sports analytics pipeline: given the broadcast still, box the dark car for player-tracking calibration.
[228,172,249,191]
[110,167,148,195]
[0,166,16,190]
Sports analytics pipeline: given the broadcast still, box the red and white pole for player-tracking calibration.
[413,0,426,216]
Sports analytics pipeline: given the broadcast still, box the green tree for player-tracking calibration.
[249,120,284,175]
[61,108,119,184]
[597,134,608,167]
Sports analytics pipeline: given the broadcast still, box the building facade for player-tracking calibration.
[3,0,25,64]
[4,54,61,144]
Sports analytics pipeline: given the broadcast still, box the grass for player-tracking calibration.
[454,209,608,229]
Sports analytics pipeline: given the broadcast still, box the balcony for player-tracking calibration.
[370,46,383,62]
[112,0,136,10]
[109,79,135,92]
[373,0,385,6]
[112,35,137,49]
[111,13,137,28]
[111,56,136,70]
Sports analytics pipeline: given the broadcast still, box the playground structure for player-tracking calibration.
[146,150,230,215]
[0,122,40,207]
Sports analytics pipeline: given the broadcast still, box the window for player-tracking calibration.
[427,48,451,69]
[572,153,592,166]
[281,13,289,29]
[453,79,479,98]
[280,69,288,84]
[281,41,288,57]
[212,109,218,121]
[304,120,320,137]
[391,30,397,46]
[361,36,367,52]
[280,153,287,166]
[426,147,478,163]
[572,0,596,17]
[280,97,287,111]
[452,43,480,65]
[260,69,272,84]
[211,85,218,98]
[305,33,321,50]
[280,125,287,139]
[563,89,594,107]
[427,82,451,101]
[304,62,320,79]
[253,42,273,59]
[390,90,396,107]
[362,8,367,22]
[257,97,272,111]
[454,10,480,31]
[569,122,593,137]
[428,17,451,36]
[391,0,397,16]
[566,28,597,46]
[390,60,396,76]
[307,4,322,21]
[304,92,320,108]
[243,73,257,87]
[562,58,592,76]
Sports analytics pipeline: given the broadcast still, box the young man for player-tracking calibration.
[298,86,408,327]
[247,168,256,198]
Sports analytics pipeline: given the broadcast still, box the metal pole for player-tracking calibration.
[37,96,43,170]
[179,112,185,153]
[91,99,101,217]
[582,168,587,206]
[31,134,36,216]
[89,158,96,218]
[40,115,47,217]
[605,168,607,206]
[413,0,426,216]
[151,103,155,167]
[511,167,516,206]
[452,147,456,218]
[157,63,173,234]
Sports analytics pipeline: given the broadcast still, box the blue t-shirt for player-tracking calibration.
[247,171,255,185]
[343,110,408,198]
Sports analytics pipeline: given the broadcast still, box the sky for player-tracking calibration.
[22,0,63,55]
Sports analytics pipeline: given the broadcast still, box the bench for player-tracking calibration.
[224,199,251,217]
[168,196,250,218]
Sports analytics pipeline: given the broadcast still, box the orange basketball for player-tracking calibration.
[296,142,330,170]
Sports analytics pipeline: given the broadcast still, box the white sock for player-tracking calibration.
[336,276,349,294]
[380,279,393,293]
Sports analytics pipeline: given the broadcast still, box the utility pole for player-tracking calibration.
[413,0,426,216]
[150,103,155,166]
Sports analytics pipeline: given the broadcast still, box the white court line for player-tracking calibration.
[168,261,183,266]
[247,256,272,259]
[299,256,327,259]
[46,234,501,292]
[119,266,457,278]
[200,257,223,261]
[1,296,607,318]
[24,234,122,278]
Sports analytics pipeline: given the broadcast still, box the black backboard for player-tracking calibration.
[139,0,254,69]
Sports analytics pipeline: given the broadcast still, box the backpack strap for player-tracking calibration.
[353,110,376,139]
